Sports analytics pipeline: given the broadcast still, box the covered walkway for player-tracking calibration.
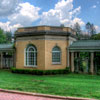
[68,40,100,74]
[0,44,15,69]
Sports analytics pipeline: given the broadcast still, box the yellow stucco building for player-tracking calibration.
[15,26,76,70]
[0,26,100,74]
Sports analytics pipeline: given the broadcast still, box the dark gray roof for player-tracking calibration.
[69,40,100,51]
[15,30,76,38]
[15,26,77,39]
[0,44,14,51]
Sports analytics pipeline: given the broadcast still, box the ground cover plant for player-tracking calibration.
[0,70,100,99]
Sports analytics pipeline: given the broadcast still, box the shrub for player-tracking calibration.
[97,70,100,75]
[11,67,70,75]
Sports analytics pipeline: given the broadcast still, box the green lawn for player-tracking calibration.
[0,70,100,99]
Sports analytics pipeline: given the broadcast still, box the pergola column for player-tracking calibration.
[13,51,16,67]
[1,52,3,69]
[67,49,70,67]
[71,52,74,72]
[90,52,94,74]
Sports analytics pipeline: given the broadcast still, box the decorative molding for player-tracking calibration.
[15,35,68,41]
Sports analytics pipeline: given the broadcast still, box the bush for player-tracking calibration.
[11,67,70,75]
[97,70,100,75]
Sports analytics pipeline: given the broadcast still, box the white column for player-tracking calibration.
[90,52,94,74]
[71,52,74,72]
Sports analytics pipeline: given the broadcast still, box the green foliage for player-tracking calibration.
[80,52,89,58]
[5,32,12,43]
[82,61,87,72]
[0,28,12,44]
[12,44,16,49]
[97,70,100,75]
[11,68,70,75]
[75,52,89,73]
[0,70,100,99]
[96,52,100,56]
[94,52,100,73]
[91,33,100,40]
[0,28,6,43]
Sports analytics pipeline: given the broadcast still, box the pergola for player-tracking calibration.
[0,44,15,69]
[68,40,100,74]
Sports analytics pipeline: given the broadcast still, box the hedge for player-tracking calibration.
[11,68,70,75]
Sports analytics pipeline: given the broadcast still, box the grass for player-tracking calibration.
[0,70,100,99]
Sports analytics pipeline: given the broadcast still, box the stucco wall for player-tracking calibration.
[15,40,45,70]
[45,39,68,70]
[15,35,76,70]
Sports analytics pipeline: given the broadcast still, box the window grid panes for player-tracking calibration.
[25,45,37,66]
[52,46,61,63]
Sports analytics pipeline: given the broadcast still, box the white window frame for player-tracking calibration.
[52,46,61,64]
[24,45,37,67]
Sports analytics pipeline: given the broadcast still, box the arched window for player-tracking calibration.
[52,46,61,64]
[25,45,37,67]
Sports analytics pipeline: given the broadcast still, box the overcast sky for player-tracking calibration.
[0,0,100,33]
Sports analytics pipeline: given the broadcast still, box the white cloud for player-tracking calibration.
[0,2,40,32]
[0,21,22,33]
[0,21,11,31]
[70,6,81,18]
[40,0,83,27]
[95,25,100,33]
[0,0,84,32]
[10,24,23,33]
[8,2,40,26]
[0,0,19,17]
[92,5,97,8]
[72,18,85,26]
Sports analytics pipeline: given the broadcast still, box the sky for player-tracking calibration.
[0,0,100,33]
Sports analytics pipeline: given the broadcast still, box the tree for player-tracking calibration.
[5,31,12,43]
[0,28,6,44]
[73,23,81,34]
[86,22,96,35]
[73,23,82,39]
[60,24,65,27]
[0,28,12,44]
[86,22,91,35]
[91,33,100,40]
[91,24,96,35]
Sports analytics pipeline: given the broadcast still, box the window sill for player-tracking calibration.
[24,66,37,68]
[52,62,61,65]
